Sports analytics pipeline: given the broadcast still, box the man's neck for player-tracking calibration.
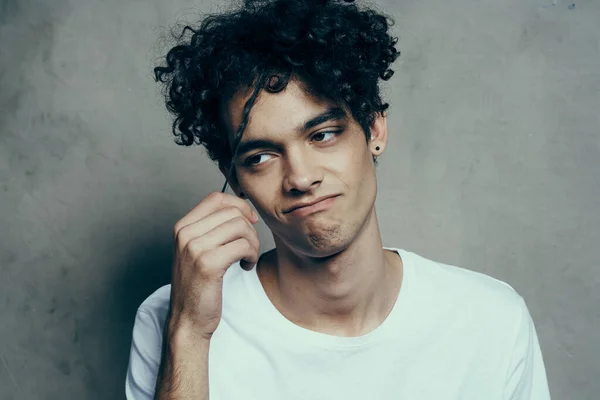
[257,208,403,337]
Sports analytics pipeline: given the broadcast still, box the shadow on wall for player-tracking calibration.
[82,223,172,399]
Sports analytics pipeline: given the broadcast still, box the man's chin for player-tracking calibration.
[270,216,352,255]
[289,231,351,259]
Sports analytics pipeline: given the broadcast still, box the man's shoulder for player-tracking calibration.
[403,248,525,319]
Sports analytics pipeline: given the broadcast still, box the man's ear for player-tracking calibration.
[219,161,246,198]
[369,112,389,155]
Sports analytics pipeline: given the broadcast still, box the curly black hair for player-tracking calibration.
[154,0,400,174]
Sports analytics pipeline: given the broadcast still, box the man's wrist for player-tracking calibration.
[166,318,212,350]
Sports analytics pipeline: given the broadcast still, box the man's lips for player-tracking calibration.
[284,194,340,216]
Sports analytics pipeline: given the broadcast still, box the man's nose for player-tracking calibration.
[282,150,324,193]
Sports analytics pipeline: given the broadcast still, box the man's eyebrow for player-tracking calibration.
[301,106,347,131]
[234,139,282,160]
[233,107,347,159]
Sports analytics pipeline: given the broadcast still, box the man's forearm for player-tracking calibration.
[154,323,210,400]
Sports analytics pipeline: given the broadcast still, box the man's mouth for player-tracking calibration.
[285,195,340,217]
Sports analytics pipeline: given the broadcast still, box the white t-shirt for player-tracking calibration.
[125,247,551,399]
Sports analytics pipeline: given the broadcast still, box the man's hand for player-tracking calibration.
[154,192,260,399]
[168,191,260,339]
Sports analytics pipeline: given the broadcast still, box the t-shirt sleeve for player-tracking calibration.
[125,308,164,399]
[504,296,551,400]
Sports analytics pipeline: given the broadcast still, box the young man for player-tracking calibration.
[126,0,551,399]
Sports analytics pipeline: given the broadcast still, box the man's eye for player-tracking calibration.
[244,153,272,167]
[312,130,340,142]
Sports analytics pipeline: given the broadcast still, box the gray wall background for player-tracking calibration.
[1,0,598,398]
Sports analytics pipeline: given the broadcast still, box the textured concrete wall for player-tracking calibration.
[1,0,598,398]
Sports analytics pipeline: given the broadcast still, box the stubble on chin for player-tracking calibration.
[307,227,341,250]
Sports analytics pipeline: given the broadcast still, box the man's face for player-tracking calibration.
[222,79,386,258]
